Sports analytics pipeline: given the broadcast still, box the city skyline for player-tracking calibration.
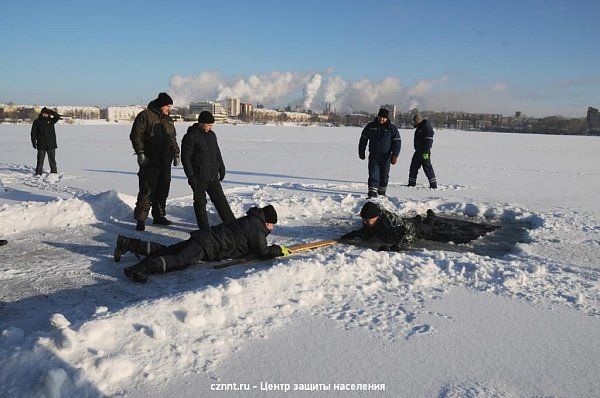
[1,0,599,117]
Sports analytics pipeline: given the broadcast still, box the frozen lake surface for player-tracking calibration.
[1,124,599,397]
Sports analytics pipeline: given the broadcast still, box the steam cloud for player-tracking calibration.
[303,73,322,110]
[168,70,449,113]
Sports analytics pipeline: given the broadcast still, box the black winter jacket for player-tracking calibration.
[181,123,225,183]
[189,206,283,261]
[129,100,179,167]
[342,207,500,246]
[359,118,401,159]
[31,108,61,150]
[413,119,434,153]
[341,208,420,247]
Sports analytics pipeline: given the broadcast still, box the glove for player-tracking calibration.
[173,155,180,166]
[391,155,398,165]
[422,153,430,160]
[136,153,148,167]
[219,168,225,181]
[280,245,292,256]
[32,142,37,149]
[359,153,366,160]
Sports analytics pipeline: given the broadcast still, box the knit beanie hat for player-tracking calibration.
[360,201,381,219]
[262,205,278,224]
[198,110,215,124]
[377,108,390,118]
[155,92,173,107]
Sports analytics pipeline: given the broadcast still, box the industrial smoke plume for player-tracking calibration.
[303,73,322,110]
[168,70,450,113]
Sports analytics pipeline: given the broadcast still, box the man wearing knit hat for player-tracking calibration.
[181,110,236,229]
[114,205,291,283]
[31,107,62,175]
[408,114,437,189]
[340,202,498,251]
[358,108,401,198]
[130,92,180,231]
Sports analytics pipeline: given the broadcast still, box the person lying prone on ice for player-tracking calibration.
[114,205,290,283]
[340,202,498,251]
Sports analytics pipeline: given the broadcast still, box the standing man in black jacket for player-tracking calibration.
[181,110,236,229]
[114,205,290,283]
[31,107,61,175]
[130,92,180,231]
[408,114,437,188]
[359,108,401,198]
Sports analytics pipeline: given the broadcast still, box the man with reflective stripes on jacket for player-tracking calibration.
[358,108,401,198]
[408,114,437,189]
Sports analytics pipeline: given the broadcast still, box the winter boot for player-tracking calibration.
[0,239,7,246]
[367,187,378,198]
[378,187,387,197]
[153,217,173,226]
[136,220,145,231]
[114,235,143,262]
[429,183,437,189]
[124,258,151,283]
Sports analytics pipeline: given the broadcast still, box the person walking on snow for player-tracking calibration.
[408,114,437,188]
[181,110,236,229]
[340,202,498,251]
[114,205,291,283]
[130,92,180,231]
[359,108,401,198]
[31,107,61,175]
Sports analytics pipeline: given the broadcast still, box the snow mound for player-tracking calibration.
[0,190,135,234]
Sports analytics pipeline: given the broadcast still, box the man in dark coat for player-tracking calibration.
[408,114,437,188]
[359,108,401,198]
[31,107,61,175]
[340,202,498,251]
[181,110,235,229]
[130,92,180,231]
[114,205,290,283]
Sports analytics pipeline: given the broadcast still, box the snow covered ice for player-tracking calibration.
[1,124,600,397]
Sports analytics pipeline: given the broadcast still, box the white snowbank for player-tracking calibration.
[0,190,135,234]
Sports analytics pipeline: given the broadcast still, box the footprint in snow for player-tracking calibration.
[406,324,433,339]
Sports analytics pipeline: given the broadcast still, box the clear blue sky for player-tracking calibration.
[1,0,598,116]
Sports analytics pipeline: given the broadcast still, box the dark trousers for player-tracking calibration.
[368,155,391,195]
[36,149,57,174]
[408,151,436,187]
[134,165,171,222]
[139,238,206,273]
[192,180,236,229]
